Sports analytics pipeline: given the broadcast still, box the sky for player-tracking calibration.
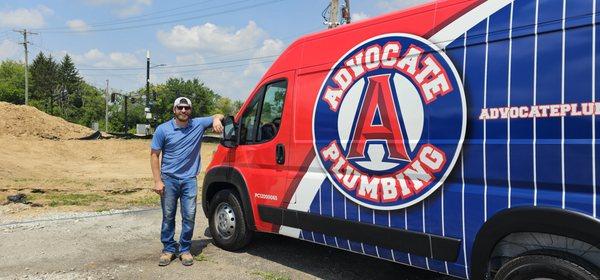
[0,0,430,101]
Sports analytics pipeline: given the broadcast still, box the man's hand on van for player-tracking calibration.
[212,114,225,133]
[154,181,165,196]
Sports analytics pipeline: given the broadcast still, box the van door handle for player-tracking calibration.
[276,144,285,165]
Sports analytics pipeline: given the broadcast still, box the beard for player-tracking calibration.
[175,113,189,121]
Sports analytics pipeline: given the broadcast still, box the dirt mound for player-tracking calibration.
[0,102,95,140]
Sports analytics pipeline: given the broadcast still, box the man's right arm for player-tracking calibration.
[150,149,164,196]
[150,126,165,196]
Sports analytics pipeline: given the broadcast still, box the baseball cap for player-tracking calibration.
[173,97,192,108]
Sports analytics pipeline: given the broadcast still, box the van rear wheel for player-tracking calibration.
[493,254,598,280]
[208,189,253,251]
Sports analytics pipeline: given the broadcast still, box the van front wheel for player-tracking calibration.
[208,189,253,251]
[494,254,598,280]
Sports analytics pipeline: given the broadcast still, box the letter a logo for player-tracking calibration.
[347,74,410,161]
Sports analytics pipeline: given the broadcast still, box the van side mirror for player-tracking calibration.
[221,116,238,148]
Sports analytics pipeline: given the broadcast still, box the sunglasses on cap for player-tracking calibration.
[176,105,191,111]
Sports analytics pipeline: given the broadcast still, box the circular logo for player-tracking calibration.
[312,33,466,210]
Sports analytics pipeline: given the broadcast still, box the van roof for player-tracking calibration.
[261,0,446,79]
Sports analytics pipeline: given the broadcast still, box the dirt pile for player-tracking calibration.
[0,102,95,140]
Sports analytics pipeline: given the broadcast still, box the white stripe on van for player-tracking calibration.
[593,0,597,219]
[483,16,489,222]
[422,202,430,270]
[441,183,449,274]
[533,0,539,206]
[430,0,514,49]
[507,1,514,209]
[279,157,326,238]
[561,0,566,209]
[461,32,470,279]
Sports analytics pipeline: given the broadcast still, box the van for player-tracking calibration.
[201,0,600,279]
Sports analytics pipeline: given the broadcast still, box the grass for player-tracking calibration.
[46,193,106,207]
[194,253,209,262]
[129,193,160,206]
[251,271,291,280]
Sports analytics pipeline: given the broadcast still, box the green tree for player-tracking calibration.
[58,54,84,121]
[0,60,25,104]
[76,83,106,128]
[29,52,59,113]
[153,78,218,124]
[213,96,235,116]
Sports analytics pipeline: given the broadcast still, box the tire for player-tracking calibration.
[208,189,253,251]
[494,254,599,280]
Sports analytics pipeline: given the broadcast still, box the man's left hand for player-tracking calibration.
[213,119,224,133]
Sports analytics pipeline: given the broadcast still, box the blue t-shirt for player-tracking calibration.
[151,117,213,179]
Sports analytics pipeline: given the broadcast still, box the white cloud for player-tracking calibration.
[175,53,205,65]
[66,19,89,32]
[0,39,20,61]
[157,21,267,54]
[377,0,431,12]
[243,39,284,77]
[351,12,370,22]
[156,21,287,99]
[85,0,152,18]
[0,5,54,28]
[71,48,141,68]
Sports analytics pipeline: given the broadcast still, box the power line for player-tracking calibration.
[35,0,288,33]
[36,0,237,31]
[81,58,276,77]
[78,55,280,71]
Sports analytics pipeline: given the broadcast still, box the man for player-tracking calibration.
[150,97,224,266]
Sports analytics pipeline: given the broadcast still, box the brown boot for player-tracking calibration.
[158,252,174,266]
[180,252,193,266]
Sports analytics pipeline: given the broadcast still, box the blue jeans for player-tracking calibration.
[160,174,197,254]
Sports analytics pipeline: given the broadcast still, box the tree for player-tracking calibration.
[0,60,25,104]
[58,54,83,120]
[153,78,218,124]
[29,52,59,113]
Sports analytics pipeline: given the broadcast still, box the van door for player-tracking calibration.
[232,71,294,231]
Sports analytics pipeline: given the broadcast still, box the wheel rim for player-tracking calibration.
[213,202,236,240]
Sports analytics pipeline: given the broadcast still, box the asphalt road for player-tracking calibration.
[0,208,459,280]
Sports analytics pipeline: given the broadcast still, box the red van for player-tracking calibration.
[202,0,600,279]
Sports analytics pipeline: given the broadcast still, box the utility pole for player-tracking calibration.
[124,95,129,133]
[146,50,150,109]
[343,0,351,24]
[328,0,340,29]
[13,29,38,105]
[105,79,109,132]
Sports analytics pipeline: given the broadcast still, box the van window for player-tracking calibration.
[238,80,287,145]
[256,80,287,143]
[239,90,263,145]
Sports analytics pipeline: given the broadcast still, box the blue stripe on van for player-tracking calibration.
[485,4,511,219]
[319,179,339,246]
[332,185,351,250]
[462,18,488,270]
[535,0,564,208]
[564,0,595,215]
[358,207,379,257]
[406,202,428,269]
[373,210,394,260]
[508,0,536,207]
[424,192,448,273]
[596,0,600,219]
[442,32,469,278]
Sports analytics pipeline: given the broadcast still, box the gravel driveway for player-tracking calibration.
[0,207,459,280]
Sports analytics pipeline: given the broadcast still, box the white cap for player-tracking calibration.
[173,97,192,108]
